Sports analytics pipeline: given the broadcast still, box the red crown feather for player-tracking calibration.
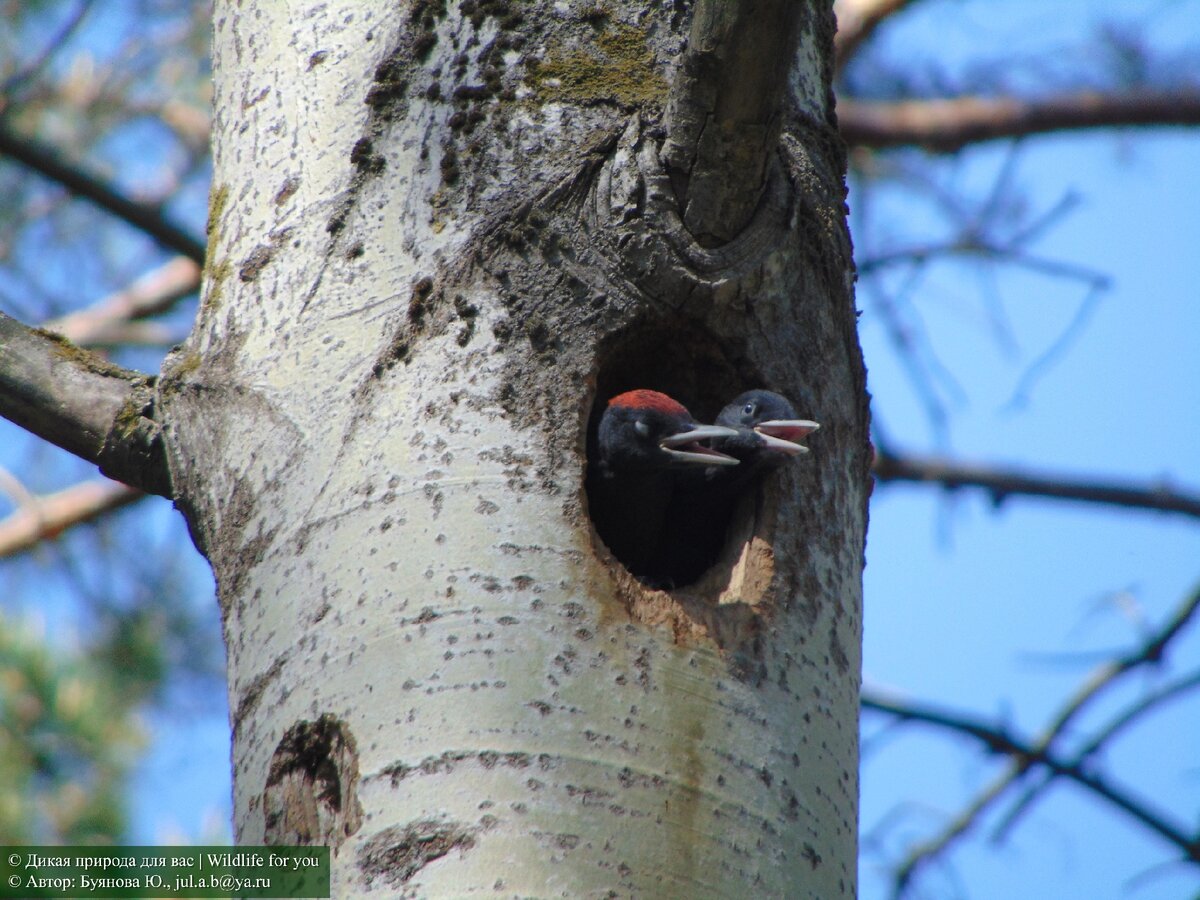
[607,390,691,418]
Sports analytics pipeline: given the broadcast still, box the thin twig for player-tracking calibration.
[873,451,1200,520]
[839,89,1200,152]
[862,691,1200,892]
[0,122,205,262]
[0,1,95,99]
[864,583,1200,892]
[0,480,144,558]
[833,0,917,74]
[45,256,200,347]
[862,268,956,446]
[995,669,1200,842]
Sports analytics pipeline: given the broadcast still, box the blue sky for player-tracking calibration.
[1,1,1196,896]
[851,2,1200,895]
[856,128,1200,897]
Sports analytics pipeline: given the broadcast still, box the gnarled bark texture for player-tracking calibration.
[161,2,867,894]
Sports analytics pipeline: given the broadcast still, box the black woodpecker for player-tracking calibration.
[588,389,738,581]
[662,390,819,584]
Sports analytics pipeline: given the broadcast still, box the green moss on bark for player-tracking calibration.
[530,22,665,107]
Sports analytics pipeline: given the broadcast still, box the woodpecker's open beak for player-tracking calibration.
[660,424,741,466]
[754,420,820,455]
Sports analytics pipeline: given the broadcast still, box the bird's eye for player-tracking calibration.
[743,402,756,416]
[634,420,651,438]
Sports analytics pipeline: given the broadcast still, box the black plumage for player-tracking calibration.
[587,390,737,581]
[662,390,820,584]
[711,389,819,484]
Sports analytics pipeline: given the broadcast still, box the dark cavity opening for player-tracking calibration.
[585,319,752,588]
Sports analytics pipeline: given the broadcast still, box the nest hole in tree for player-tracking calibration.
[583,318,778,593]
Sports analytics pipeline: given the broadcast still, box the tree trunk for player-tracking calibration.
[160,1,867,894]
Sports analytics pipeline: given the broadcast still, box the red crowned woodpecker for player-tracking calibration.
[589,390,738,580]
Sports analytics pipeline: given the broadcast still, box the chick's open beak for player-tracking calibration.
[754,419,820,455]
[660,424,741,466]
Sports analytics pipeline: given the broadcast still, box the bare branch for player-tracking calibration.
[865,584,1200,890]
[0,312,171,496]
[45,256,201,348]
[873,450,1200,521]
[862,270,957,445]
[0,1,94,99]
[839,89,1200,152]
[0,480,144,558]
[997,669,1200,841]
[988,585,1200,837]
[54,321,181,348]
[661,0,804,245]
[833,0,916,74]
[862,691,1200,884]
[1024,584,1200,755]
[0,121,206,262]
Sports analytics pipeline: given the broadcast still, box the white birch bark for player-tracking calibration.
[160,1,867,894]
